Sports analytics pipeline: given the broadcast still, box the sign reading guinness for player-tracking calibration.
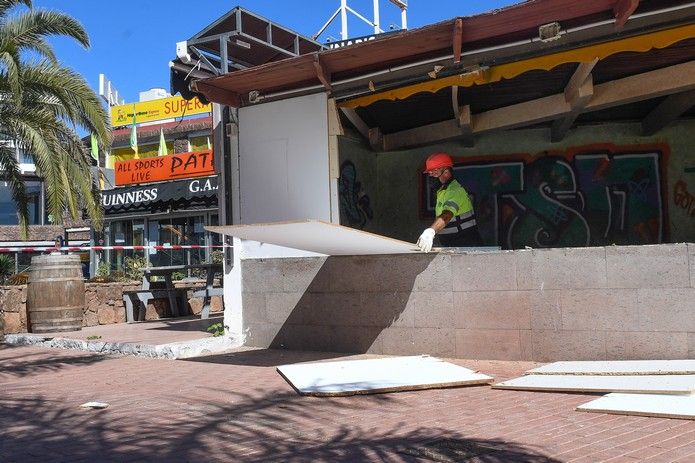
[102,176,218,213]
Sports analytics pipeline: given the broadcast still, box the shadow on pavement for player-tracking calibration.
[0,386,562,463]
[146,314,225,332]
[183,347,354,367]
[0,345,107,379]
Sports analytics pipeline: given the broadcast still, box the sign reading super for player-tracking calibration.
[111,96,211,126]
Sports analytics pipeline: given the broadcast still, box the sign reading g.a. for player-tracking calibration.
[110,96,211,126]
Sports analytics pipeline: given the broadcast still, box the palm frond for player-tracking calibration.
[0,49,21,102]
[0,0,31,18]
[0,2,108,237]
[1,9,89,52]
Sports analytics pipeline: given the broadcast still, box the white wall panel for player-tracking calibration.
[238,93,330,224]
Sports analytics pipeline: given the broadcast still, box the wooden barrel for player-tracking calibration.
[27,254,84,333]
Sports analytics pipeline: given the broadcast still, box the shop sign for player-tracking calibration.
[102,176,218,211]
[110,96,211,126]
[115,150,214,186]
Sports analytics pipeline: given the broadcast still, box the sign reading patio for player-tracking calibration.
[115,150,214,186]
[110,96,211,126]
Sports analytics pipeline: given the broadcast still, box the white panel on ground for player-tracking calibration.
[526,360,695,376]
[492,375,695,394]
[577,393,695,420]
[277,355,494,396]
[207,220,418,256]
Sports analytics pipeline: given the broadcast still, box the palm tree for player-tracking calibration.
[0,0,111,238]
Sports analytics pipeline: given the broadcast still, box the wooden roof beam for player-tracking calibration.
[368,127,384,151]
[341,107,385,151]
[453,18,463,64]
[340,108,370,140]
[191,81,241,107]
[552,76,594,142]
[614,0,640,29]
[552,59,598,142]
[457,104,474,147]
[313,54,332,92]
[642,89,695,136]
[383,60,695,151]
[451,86,474,146]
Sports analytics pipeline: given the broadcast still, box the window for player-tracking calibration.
[107,219,145,272]
[18,149,35,165]
[0,180,43,225]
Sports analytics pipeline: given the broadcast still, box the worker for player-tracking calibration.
[417,152,483,252]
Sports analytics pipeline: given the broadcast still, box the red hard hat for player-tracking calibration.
[423,152,453,173]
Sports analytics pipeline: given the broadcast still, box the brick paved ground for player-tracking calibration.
[52,315,224,345]
[1,345,694,463]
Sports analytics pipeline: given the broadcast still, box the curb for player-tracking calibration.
[3,333,241,359]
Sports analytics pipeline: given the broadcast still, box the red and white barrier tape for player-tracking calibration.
[0,245,230,253]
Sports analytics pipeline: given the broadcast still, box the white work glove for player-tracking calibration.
[416,227,436,252]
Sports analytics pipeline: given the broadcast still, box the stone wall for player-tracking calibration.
[241,243,695,361]
[0,225,67,241]
[0,280,223,334]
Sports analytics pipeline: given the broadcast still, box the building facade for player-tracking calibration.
[99,91,219,273]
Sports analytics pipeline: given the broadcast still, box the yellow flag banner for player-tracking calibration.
[111,96,211,126]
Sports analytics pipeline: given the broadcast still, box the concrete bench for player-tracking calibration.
[122,288,190,323]
[191,286,224,319]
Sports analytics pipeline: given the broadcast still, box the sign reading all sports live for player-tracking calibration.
[115,150,214,186]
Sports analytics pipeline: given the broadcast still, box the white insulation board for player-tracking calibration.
[207,220,419,255]
[277,355,494,396]
[526,360,695,376]
[577,393,695,420]
[492,374,695,394]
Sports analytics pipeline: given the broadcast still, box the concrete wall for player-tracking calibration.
[342,120,695,247]
[241,243,695,361]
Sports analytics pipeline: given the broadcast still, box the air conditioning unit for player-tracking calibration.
[176,41,193,64]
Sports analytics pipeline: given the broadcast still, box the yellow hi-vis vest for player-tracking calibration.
[435,179,476,235]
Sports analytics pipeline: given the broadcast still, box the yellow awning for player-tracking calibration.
[340,23,695,109]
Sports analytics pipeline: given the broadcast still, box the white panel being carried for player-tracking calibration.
[492,374,695,394]
[577,393,695,420]
[238,93,331,224]
[526,360,695,376]
[277,355,494,396]
[207,220,419,256]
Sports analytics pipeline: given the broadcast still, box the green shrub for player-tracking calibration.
[96,261,110,278]
[206,322,228,337]
[210,249,224,264]
[124,256,147,281]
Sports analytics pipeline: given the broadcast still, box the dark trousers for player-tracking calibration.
[438,225,484,247]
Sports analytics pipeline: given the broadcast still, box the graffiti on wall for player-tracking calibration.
[339,160,373,229]
[674,180,695,218]
[421,145,668,248]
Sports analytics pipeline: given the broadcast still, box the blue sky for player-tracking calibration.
[33,1,519,104]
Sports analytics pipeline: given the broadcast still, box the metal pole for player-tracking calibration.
[373,0,380,34]
[341,0,348,40]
